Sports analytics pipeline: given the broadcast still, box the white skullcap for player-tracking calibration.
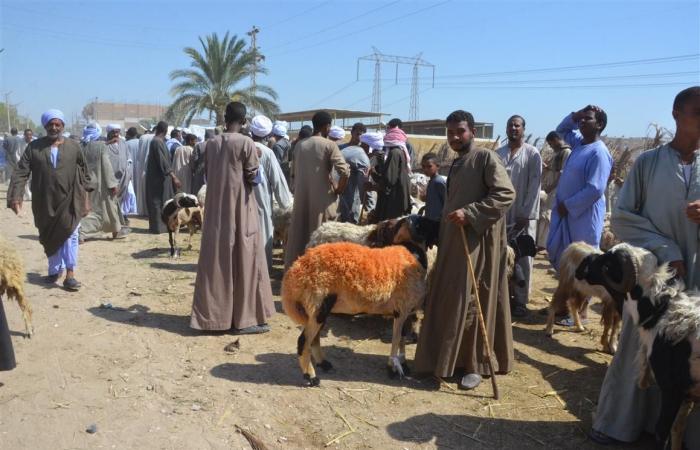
[328,126,346,140]
[106,123,121,133]
[360,131,384,151]
[250,115,273,138]
[272,122,288,138]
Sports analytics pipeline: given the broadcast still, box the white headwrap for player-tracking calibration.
[360,131,384,151]
[41,109,65,127]
[272,121,288,139]
[328,126,346,140]
[250,115,273,138]
[106,124,121,133]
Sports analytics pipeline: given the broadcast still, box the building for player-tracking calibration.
[81,101,166,131]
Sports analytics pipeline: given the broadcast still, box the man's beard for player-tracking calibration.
[454,141,472,154]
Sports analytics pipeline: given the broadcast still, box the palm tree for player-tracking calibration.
[167,32,279,126]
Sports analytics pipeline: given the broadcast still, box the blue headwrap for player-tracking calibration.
[82,123,102,143]
[41,109,65,127]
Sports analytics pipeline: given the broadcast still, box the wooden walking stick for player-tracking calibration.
[459,226,500,400]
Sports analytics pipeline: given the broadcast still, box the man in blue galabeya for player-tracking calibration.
[546,105,613,270]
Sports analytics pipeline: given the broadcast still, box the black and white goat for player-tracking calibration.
[161,193,203,258]
[576,243,699,450]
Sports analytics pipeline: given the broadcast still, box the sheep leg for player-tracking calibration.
[298,322,322,387]
[670,400,694,450]
[187,222,195,250]
[601,307,612,353]
[568,297,586,332]
[545,286,566,336]
[388,313,409,378]
[18,291,33,338]
[311,294,336,372]
[638,352,652,390]
[167,230,175,259]
[173,221,181,259]
[545,305,557,336]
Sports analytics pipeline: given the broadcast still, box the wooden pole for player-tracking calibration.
[459,226,499,399]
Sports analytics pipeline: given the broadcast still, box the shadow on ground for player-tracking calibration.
[210,347,440,390]
[87,304,199,337]
[150,262,197,272]
[386,413,655,449]
[131,247,172,259]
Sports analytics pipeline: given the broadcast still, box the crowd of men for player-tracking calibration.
[2,86,700,446]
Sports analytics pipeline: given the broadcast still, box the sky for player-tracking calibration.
[1,0,699,140]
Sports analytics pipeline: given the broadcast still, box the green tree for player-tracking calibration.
[167,32,279,126]
[0,102,37,135]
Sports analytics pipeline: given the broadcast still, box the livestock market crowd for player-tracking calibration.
[1,86,700,449]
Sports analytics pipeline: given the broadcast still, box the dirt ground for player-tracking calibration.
[0,186,653,450]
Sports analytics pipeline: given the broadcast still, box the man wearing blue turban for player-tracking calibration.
[7,109,92,291]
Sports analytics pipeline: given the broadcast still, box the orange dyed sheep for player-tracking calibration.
[282,241,427,386]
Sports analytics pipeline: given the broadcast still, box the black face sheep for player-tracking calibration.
[282,238,427,387]
[0,237,33,338]
[544,241,622,354]
[161,193,203,258]
[576,243,699,450]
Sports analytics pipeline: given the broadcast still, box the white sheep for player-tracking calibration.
[576,243,700,449]
[544,241,621,354]
[0,237,32,338]
[161,193,203,258]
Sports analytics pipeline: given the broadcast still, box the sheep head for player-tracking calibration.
[575,243,666,317]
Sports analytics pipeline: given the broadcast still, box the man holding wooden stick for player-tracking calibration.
[414,110,515,390]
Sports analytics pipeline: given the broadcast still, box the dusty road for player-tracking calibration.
[0,186,651,449]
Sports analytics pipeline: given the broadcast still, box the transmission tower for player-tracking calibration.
[247,26,264,114]
[372,59,381,114]
[357,47,434,120]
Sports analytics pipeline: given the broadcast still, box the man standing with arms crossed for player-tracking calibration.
[496,115,542,318]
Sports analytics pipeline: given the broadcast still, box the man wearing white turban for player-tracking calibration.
[250,115,293,271]
[270,121,291,183]
[79,123,125,241]
[328,126,346,142]
[8,109,91,291]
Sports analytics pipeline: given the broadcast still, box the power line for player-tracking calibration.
[380,70,700,87]
[430,81,695,90]
[402,54,700,81]
[261,1,333,28]
[360,70,699,85]
[266,1,400,52]
[310,80,361,107]
[0,23,176,51]
[269,1,450,57]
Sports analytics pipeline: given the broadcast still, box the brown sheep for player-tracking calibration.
[282,241,427,386]
[0,237,32,338]
[544,241,621,354]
